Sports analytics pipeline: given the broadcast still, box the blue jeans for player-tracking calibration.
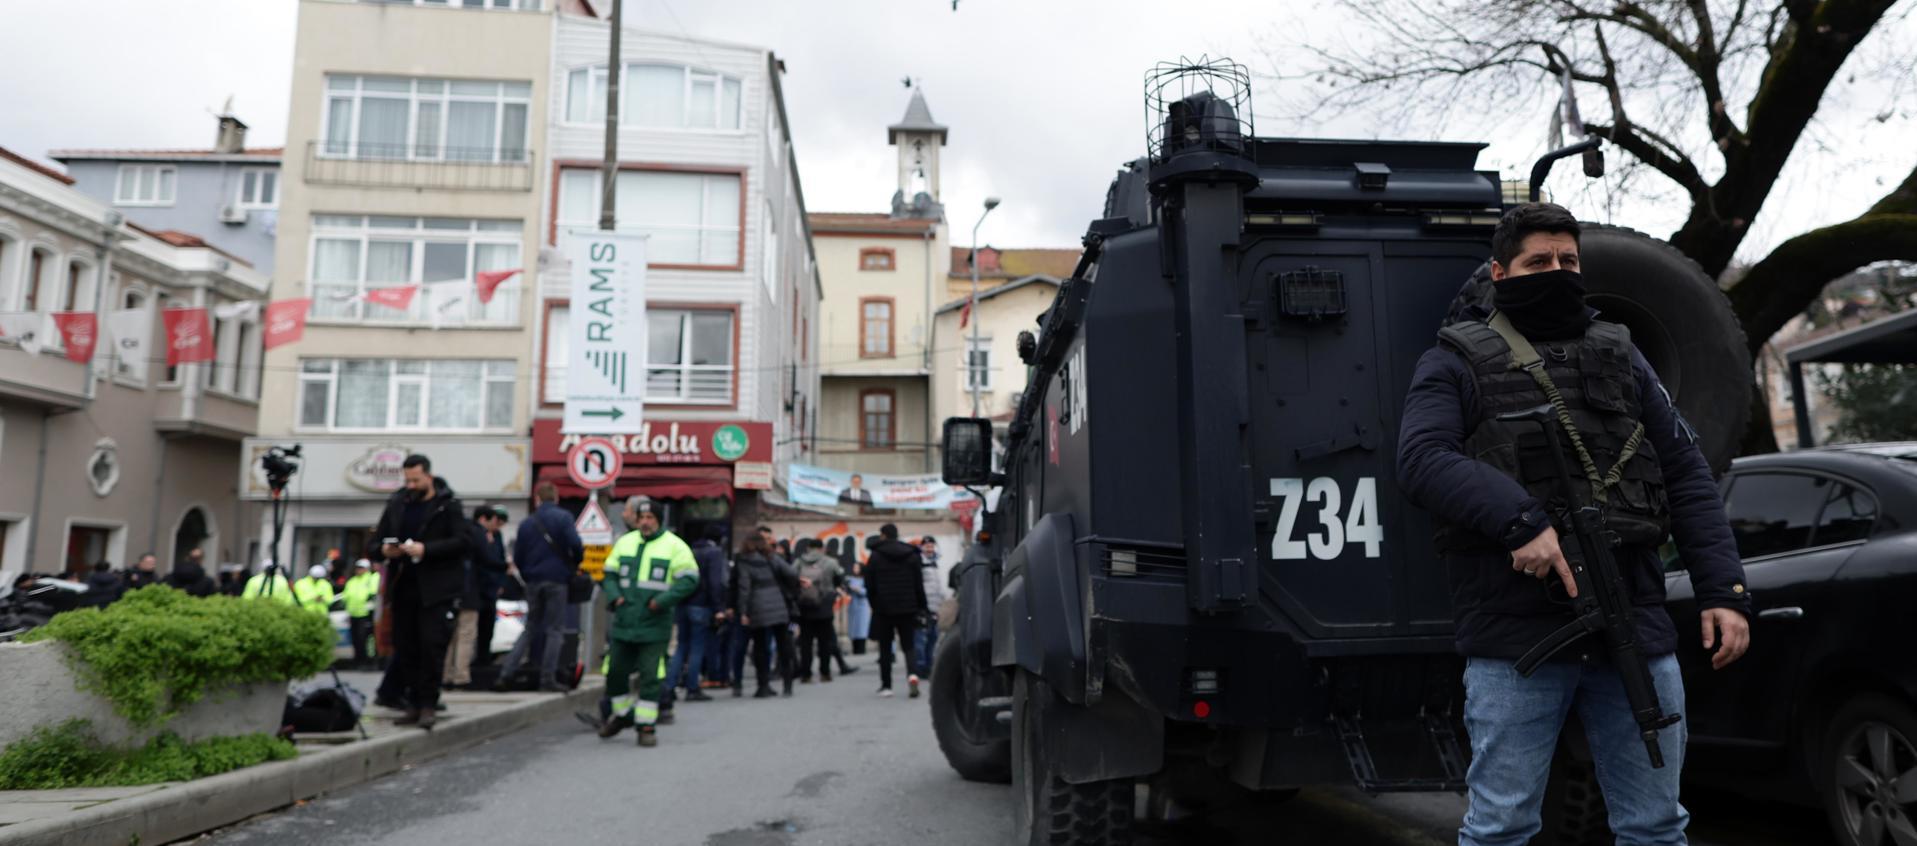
[1460,655,1689,846]
[660,605,712,707]
[912,618,938,676]
[498,581,568,687]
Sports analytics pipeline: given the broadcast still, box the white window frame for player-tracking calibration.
[645,308,735,405]
[319,74,532,163]
[113,286,149,387]
[295,357,517,433]
[562,62,743,131]
[235,168,278,209]
[305,215,523,326]
[554,168,742,267]
[378,0,545,9]
[114,165,176,206]
[965,336,994,391]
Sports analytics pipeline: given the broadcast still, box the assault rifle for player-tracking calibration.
[1498,404,1681,768]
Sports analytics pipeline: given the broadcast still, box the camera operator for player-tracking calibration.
[373,454,470,730]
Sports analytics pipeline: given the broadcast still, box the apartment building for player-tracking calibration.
[52,114,281,271]
[0,149,267,580]
[528,9,821,539]
[248,0,555,570]
[928,245,1080,427]
[807,90,950,478]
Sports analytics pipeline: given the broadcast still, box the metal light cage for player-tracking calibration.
[1144,56,1255,162]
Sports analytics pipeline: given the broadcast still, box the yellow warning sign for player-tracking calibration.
[582,545,611,581]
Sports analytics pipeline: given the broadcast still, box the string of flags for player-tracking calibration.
[0,268,526,367]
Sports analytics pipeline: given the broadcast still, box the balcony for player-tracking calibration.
[304,142,534,192]
[308,280,523,328]
[154,389,259,442]
[0,342,88,409]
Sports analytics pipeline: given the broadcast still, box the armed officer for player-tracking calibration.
[1397,203,1751,846]
[596,496,699,747]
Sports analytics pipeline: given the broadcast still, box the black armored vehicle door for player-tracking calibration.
[1245,235,1482,644]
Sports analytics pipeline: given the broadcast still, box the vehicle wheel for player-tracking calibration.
[1444,223,1750,475]
[1814,694,1917,846]
[1537,743,1613,846]
[1013,671,1135,846]
[931,633,1011,783]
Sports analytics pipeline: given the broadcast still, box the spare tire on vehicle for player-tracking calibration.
[1445,223,1751,474]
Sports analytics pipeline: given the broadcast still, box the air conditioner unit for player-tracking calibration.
[219,204,248,224]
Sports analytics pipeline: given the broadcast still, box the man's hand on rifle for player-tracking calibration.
[1701,608,1750,670]
[1511,526,1578,598]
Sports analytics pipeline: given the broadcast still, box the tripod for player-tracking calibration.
[261,447,369,741]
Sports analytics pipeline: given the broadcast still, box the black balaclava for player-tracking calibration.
[1493,268,1591,341]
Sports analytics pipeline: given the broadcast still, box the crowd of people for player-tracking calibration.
[3,450,953,745]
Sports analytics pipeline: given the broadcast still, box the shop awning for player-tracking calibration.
[536,465,736,501]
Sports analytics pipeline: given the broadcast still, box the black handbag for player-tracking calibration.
[529,512,594,604]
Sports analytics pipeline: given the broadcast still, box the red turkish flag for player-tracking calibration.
[162,307,213,366]
[52,312,98,363]
[264,298,312,351]
[958,295,974,329]
[474,268,522,304]
[364,285,419,311]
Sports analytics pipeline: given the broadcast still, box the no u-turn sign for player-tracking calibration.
[566,437,623,491]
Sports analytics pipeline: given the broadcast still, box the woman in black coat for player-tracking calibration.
[731,534,799,699]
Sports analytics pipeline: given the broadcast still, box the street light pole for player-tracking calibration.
[599,0,621,233]
[970,197,1000,417]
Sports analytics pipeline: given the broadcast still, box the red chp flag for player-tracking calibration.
[474,268,522,304]
[52,312,98,363]
[364,285,419,311]
[264,298,312,351]
[162,307,214,366]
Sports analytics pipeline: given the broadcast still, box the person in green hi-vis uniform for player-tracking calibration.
[596,496,699,747]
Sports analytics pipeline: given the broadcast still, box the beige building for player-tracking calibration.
[930,245,1080,428]
[807,91,951,477]
[249,0,555,570]
[0,148,267,581]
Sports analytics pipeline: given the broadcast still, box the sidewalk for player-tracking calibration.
[0,670,603,846]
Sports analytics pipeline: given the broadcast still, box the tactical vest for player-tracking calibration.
[1434,316,1670,550]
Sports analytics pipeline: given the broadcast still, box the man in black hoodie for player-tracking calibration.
[863,523,929,698]
[372,454,469,729]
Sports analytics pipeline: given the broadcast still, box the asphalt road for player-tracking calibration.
[195,656,1836,846]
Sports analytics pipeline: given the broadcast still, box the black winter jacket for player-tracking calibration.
[373,477,470,608]
[732,552,798,627]
[164,562,217,597]
[1398,312,1750,659]
[863,538,928,617]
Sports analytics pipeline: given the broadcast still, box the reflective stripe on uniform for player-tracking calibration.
[611,694,635,717]
[632,699,659,725]
[656,655,667,679]
[633,579,671,591]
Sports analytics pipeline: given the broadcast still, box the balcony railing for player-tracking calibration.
[308,280,523,327]
[304,141,534,192]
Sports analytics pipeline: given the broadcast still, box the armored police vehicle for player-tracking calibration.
[928,60,1750,845]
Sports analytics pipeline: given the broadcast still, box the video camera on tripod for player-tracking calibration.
[262,443,302,495]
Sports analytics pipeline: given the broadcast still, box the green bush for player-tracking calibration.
[21,586,334,727]
[0,720,296,789]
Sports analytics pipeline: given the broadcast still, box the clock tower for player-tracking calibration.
[888,88,947,219]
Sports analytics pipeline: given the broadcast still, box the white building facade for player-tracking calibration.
[528,13,820,537]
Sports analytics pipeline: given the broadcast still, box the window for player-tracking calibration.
[236,168,278,208]
[308,215,521,324]
[966,336,993,391]
[361,0,545,8]
[647,308,735,404]
[114,165,176,205]
[859,248,896,271]
[564,62,742,130]
[860,390,896,449]
[1723,472,1878,559]
[860,297,894,357]
[24,247,53,311]
[555,168,741,266]
[63,259,95,312]
[297,358,516,431]
[321,74,531,162]
[116,289,146,381]
[0,236,10,309]
[65,524,121,578]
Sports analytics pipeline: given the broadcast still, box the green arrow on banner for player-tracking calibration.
[581,407,626,421]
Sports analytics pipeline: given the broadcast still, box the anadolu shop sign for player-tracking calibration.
[531,419,772,466]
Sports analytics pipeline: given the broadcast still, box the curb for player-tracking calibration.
[0,682,604,846]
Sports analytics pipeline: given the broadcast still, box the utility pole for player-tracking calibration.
[599,0,622,232]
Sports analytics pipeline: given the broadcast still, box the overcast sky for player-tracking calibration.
[1,0,1910,262]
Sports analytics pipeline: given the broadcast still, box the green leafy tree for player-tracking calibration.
[1817,363,1917,442]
